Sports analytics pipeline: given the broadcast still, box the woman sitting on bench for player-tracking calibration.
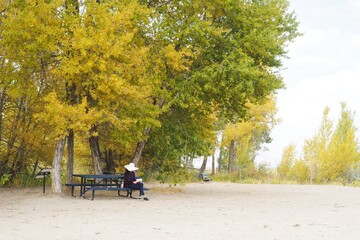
[123,163,149,200]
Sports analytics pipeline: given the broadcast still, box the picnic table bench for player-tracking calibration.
[65,183,119,197]
[87,186,149,200]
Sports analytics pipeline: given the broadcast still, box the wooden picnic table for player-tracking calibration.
[66,173,143,200]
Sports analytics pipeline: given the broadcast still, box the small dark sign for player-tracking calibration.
[35,168,52,193]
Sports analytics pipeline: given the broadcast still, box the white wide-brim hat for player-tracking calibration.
[124,163,138,171]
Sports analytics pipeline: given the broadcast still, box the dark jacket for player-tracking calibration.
[124,170,136,188]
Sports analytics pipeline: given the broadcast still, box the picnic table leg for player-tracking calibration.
[42,174,46,194]
[80,177,85,196]
[71,186,75,197]
[91,189,95,201]
[126,190,132,198]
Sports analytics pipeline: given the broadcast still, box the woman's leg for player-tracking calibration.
[129,182,145,196]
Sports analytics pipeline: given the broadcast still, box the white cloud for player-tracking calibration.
[260,66,360,167]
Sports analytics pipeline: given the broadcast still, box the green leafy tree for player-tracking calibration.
[143,105,217,182]
[131,0,300,166]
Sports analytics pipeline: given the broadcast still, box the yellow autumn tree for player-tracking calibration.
[1,0,163,191]
[0,0,64,184]
[318,103,360,182]
[222,96,279,174]
[301,104,360,183]
[277,144,297,180]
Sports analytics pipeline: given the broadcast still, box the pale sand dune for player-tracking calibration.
[1,182,360,240]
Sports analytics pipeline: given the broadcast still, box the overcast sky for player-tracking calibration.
[257,0,360,167]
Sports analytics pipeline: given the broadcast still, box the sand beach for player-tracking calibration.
[1,182,360,240]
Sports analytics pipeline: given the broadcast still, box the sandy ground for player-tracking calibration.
[1,182,360,240]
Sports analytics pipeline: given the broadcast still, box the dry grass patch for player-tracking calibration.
[149,184,185,194]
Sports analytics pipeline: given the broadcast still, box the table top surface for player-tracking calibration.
[72,174,124,179]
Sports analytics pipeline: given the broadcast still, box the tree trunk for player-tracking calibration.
[189,156,194,168]
[186,156,193,168]
[104,149,115,173]
[198,156,208,177]
[228,140,236,173]
[131,127,151,167]
[132,140,146,167]
[217,132,224,172]
[218,146,223,172]
[89,127,102,174]
[33,160,39,175]
[0,88,7,145]
[131,98,166,166]
[211,154,215,175]
[52,138,66,193]
[66,129,74,183]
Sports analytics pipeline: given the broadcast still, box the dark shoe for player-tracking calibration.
[140,195,149,200]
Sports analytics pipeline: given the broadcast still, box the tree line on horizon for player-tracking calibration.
[0,0,299,192]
